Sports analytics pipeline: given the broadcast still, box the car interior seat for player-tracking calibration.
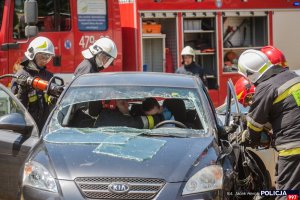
[186,109,203,129]
[163,99,187,125]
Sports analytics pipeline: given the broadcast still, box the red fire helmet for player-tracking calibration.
[261,46,287,68]
[235,77,256,107]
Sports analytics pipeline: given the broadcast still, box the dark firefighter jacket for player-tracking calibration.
[74,58,103,78]
[247,66,300,156]
[176,62,207,85]
[11,59,53,131]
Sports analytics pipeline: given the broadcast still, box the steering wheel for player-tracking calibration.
[154,120,187,129]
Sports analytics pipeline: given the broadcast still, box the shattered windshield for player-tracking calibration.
[43,85,212,161]
[44,85,211,147]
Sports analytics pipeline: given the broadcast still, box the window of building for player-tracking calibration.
[13,0,71,39]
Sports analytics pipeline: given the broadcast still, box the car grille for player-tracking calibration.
[74,177,165,199]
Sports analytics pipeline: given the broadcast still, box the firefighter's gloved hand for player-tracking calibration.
[16,74,30,87]
[52,85,64,97]
[233,113,247,125]
[48,96,58,105]
[237,130,261,147]
[224,124,238,134]
[162,107,172,120]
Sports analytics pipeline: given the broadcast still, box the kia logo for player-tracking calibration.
[108,182,130,194]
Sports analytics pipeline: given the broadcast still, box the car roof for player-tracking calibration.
[71,72,200,88]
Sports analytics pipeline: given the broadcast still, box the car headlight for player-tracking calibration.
[23,161,58,193]
[182,165,223,195]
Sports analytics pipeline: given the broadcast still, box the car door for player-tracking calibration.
[0,84,39,200]
[225,78,276,188]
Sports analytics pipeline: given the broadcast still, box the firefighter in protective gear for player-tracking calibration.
[261,45,288,68]
[238,48,300,195]
[176,46,206,85]
[11,36,56,131]
[74,37,117,78]
[234,77,255,107]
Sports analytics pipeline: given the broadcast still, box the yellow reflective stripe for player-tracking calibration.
[273,83,300,104]
[29,95,38,103]
[258,62,270,74]
[247,121,263,132]
[279,147,300,156]
[37,41,47,49]
[147,116,154,129]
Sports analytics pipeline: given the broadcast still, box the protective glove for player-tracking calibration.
[237,130,261,147]
[48,95,58,105]
[162,107,172,120]
[16,74,30,87]
[224,124,238,134]
[49,85,64,97]
[232,113,247,125]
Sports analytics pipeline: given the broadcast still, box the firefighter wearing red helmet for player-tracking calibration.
[261,45,288,68]
[234,77,255,107]
[238,49,300,195]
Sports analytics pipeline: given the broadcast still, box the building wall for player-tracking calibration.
[273,11,300,69]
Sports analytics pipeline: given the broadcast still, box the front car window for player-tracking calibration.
[0,0,4,30]
[43,85,212,161]
[45,85,211,138]
[0,89,23,116]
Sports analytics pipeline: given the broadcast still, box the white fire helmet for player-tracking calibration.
[181,46,195,61]
[25,36,55,60]
[238,49,274,83]
[82,37,117,69]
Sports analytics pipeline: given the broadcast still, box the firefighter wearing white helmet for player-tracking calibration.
[176,46,206,85]
[74,37,117,78]
[237,49,300,195]
[11,36,56,131]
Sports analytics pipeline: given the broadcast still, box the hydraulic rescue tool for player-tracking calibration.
[0,74,64,97]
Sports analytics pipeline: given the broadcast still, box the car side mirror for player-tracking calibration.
[24,0,38,38]
[0,113,33,135]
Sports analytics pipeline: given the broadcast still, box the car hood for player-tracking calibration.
[43,130,214,182]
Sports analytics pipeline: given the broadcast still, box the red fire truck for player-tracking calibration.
[119,0,300,106]
[0,0,122,86]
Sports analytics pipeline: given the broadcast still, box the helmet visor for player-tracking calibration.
[35,53,53,64]
[95,51,114,69]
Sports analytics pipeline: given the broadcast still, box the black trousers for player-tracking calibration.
[276,154,300,200]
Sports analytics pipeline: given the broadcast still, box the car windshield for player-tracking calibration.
[44,85,211,143]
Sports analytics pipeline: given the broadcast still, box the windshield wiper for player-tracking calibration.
[140,131,190,138]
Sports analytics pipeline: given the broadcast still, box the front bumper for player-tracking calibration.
[22,180,224,200]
